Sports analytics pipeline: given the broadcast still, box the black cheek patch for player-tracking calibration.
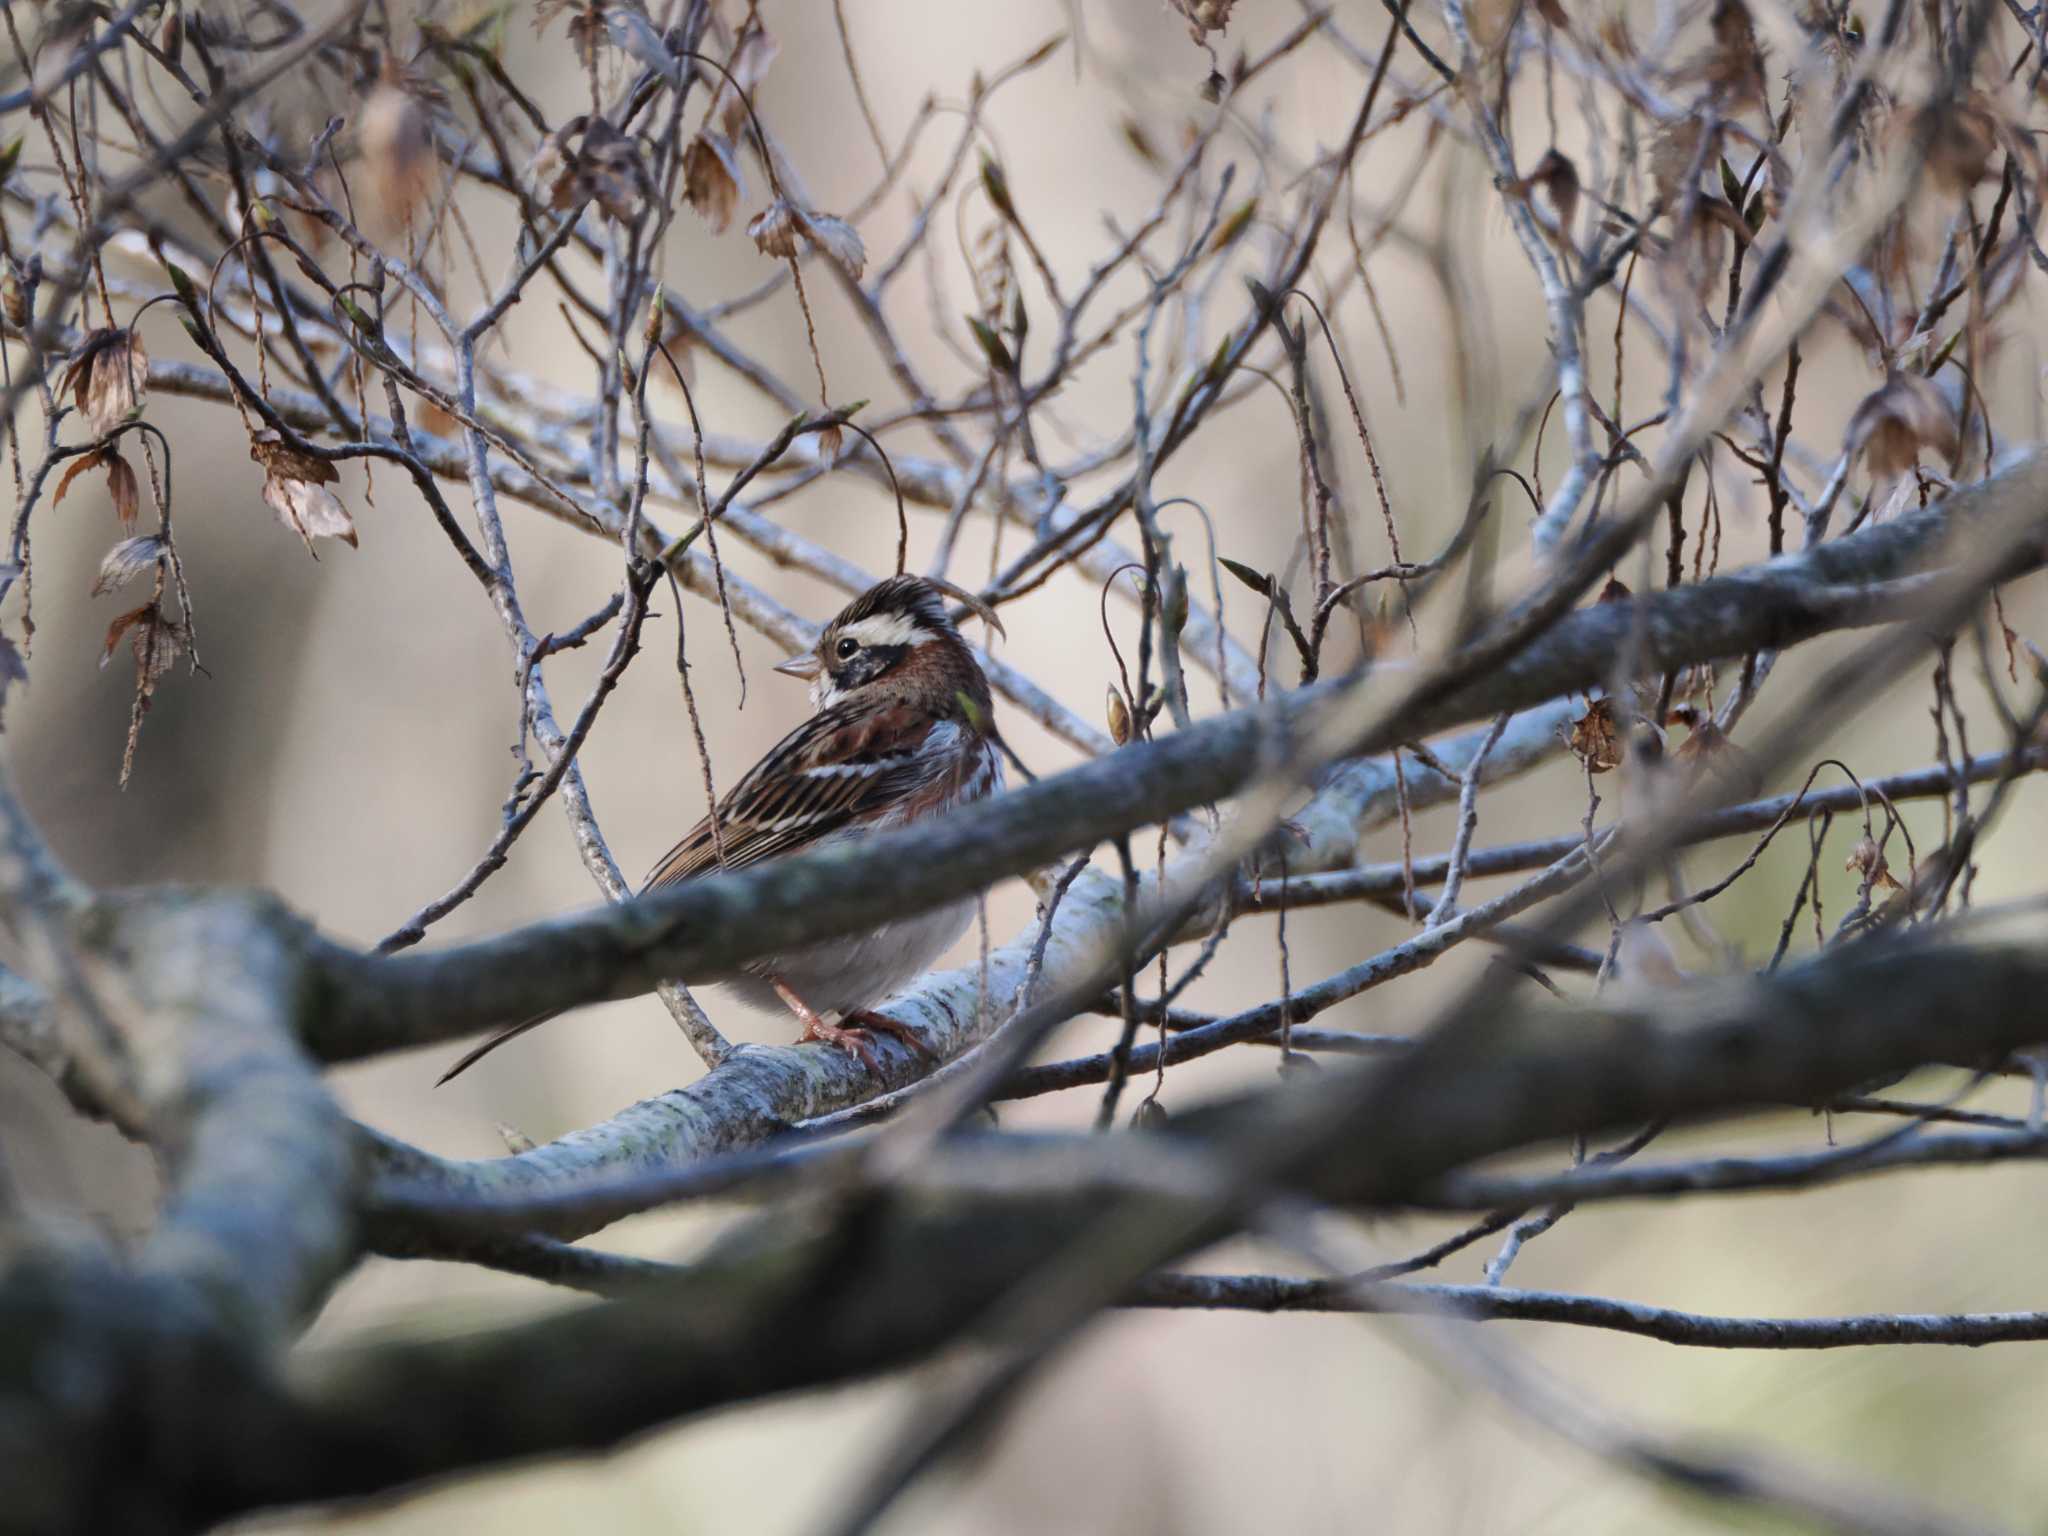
[831,644,907,692]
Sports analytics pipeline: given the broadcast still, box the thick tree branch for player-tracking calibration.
[315,450,2048,1062]
[359,706,1567,1234]
[34,927,2048,1529]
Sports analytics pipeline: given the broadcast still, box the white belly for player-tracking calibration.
[715,732,1001,1021]
[717,896,977,1020]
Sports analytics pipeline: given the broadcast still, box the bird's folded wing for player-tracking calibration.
[641,700,946,889]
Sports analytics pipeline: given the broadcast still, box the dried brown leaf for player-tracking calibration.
[1466,0,1518,52]
[746,197,801,259]
[1648,119,1704,208]
[1919,100,2000,194]
[361,78,434,230]
[705,24,779,140]
[683,132,742,233]
[103,601,190,786]
[528,122,583,211]
[248,430,338,485]
[1528,148,1580,232]
[132,613,187,689]
[536,0,606,68]
[91,534,167,597]
[101,602,168,671]
[1208,198,1259,255]
[1846,835,1906,893]
[53,447,108,507]
[1690,0,1764,106]
[796,209,866,279]
[1670,709,1760,792]
[66,328,147,437]
[1119,116,1160,168]
[263,471,359,552]
[1569,697,1624,773]
[575,117,647,224]
[253,430,354,550]
[106,451,140,531]
[1847,372,1958,478]
[746,201,866,279]
[417,398,459,438]
[1167,0,1236,42]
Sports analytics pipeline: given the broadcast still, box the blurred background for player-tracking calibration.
[6,1,2048,1532]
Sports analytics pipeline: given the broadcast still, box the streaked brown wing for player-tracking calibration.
[640,700,942,891]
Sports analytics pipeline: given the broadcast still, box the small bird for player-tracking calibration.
[437,574,1007,1084]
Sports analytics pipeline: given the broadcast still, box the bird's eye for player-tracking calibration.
[835,637,860,660]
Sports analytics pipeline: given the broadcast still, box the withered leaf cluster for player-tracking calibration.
[60,327,147,438]
[1846,372,1959,478]
[251,431,358,552]
[101,599,192,786]
[533,0,608,70]
[1910,90,2043,198]
[683,23,778,233]
[1846,835,1907,894]
[532,117,650,225]
[1168,0,1237,43]
[54,446,142,530]
[746,199,866,280]
[1667,706,1759,794]
[1569,697,1624,773]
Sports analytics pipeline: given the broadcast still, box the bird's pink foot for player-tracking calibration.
[844,1008,938,1062]
[796,1013,886,1075]
[770,978,927,1074]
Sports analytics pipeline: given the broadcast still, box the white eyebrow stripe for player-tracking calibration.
[838,612,927,649]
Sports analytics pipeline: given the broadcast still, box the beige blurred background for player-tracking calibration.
[7,2,2048,1532]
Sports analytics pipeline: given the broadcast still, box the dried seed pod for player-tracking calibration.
[1130,1097,1171,1129]
[1106,684,1133,747]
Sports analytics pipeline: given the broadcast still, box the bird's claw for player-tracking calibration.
[796,1010,935,1075]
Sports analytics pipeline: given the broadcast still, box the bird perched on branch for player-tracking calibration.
[437,573,1007,1085]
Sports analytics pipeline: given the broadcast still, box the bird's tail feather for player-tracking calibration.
[435,1008,563,1087]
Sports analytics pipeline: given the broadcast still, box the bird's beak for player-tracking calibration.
[774,652,823,681]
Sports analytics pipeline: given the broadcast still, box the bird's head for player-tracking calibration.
[775,574,1004,710]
